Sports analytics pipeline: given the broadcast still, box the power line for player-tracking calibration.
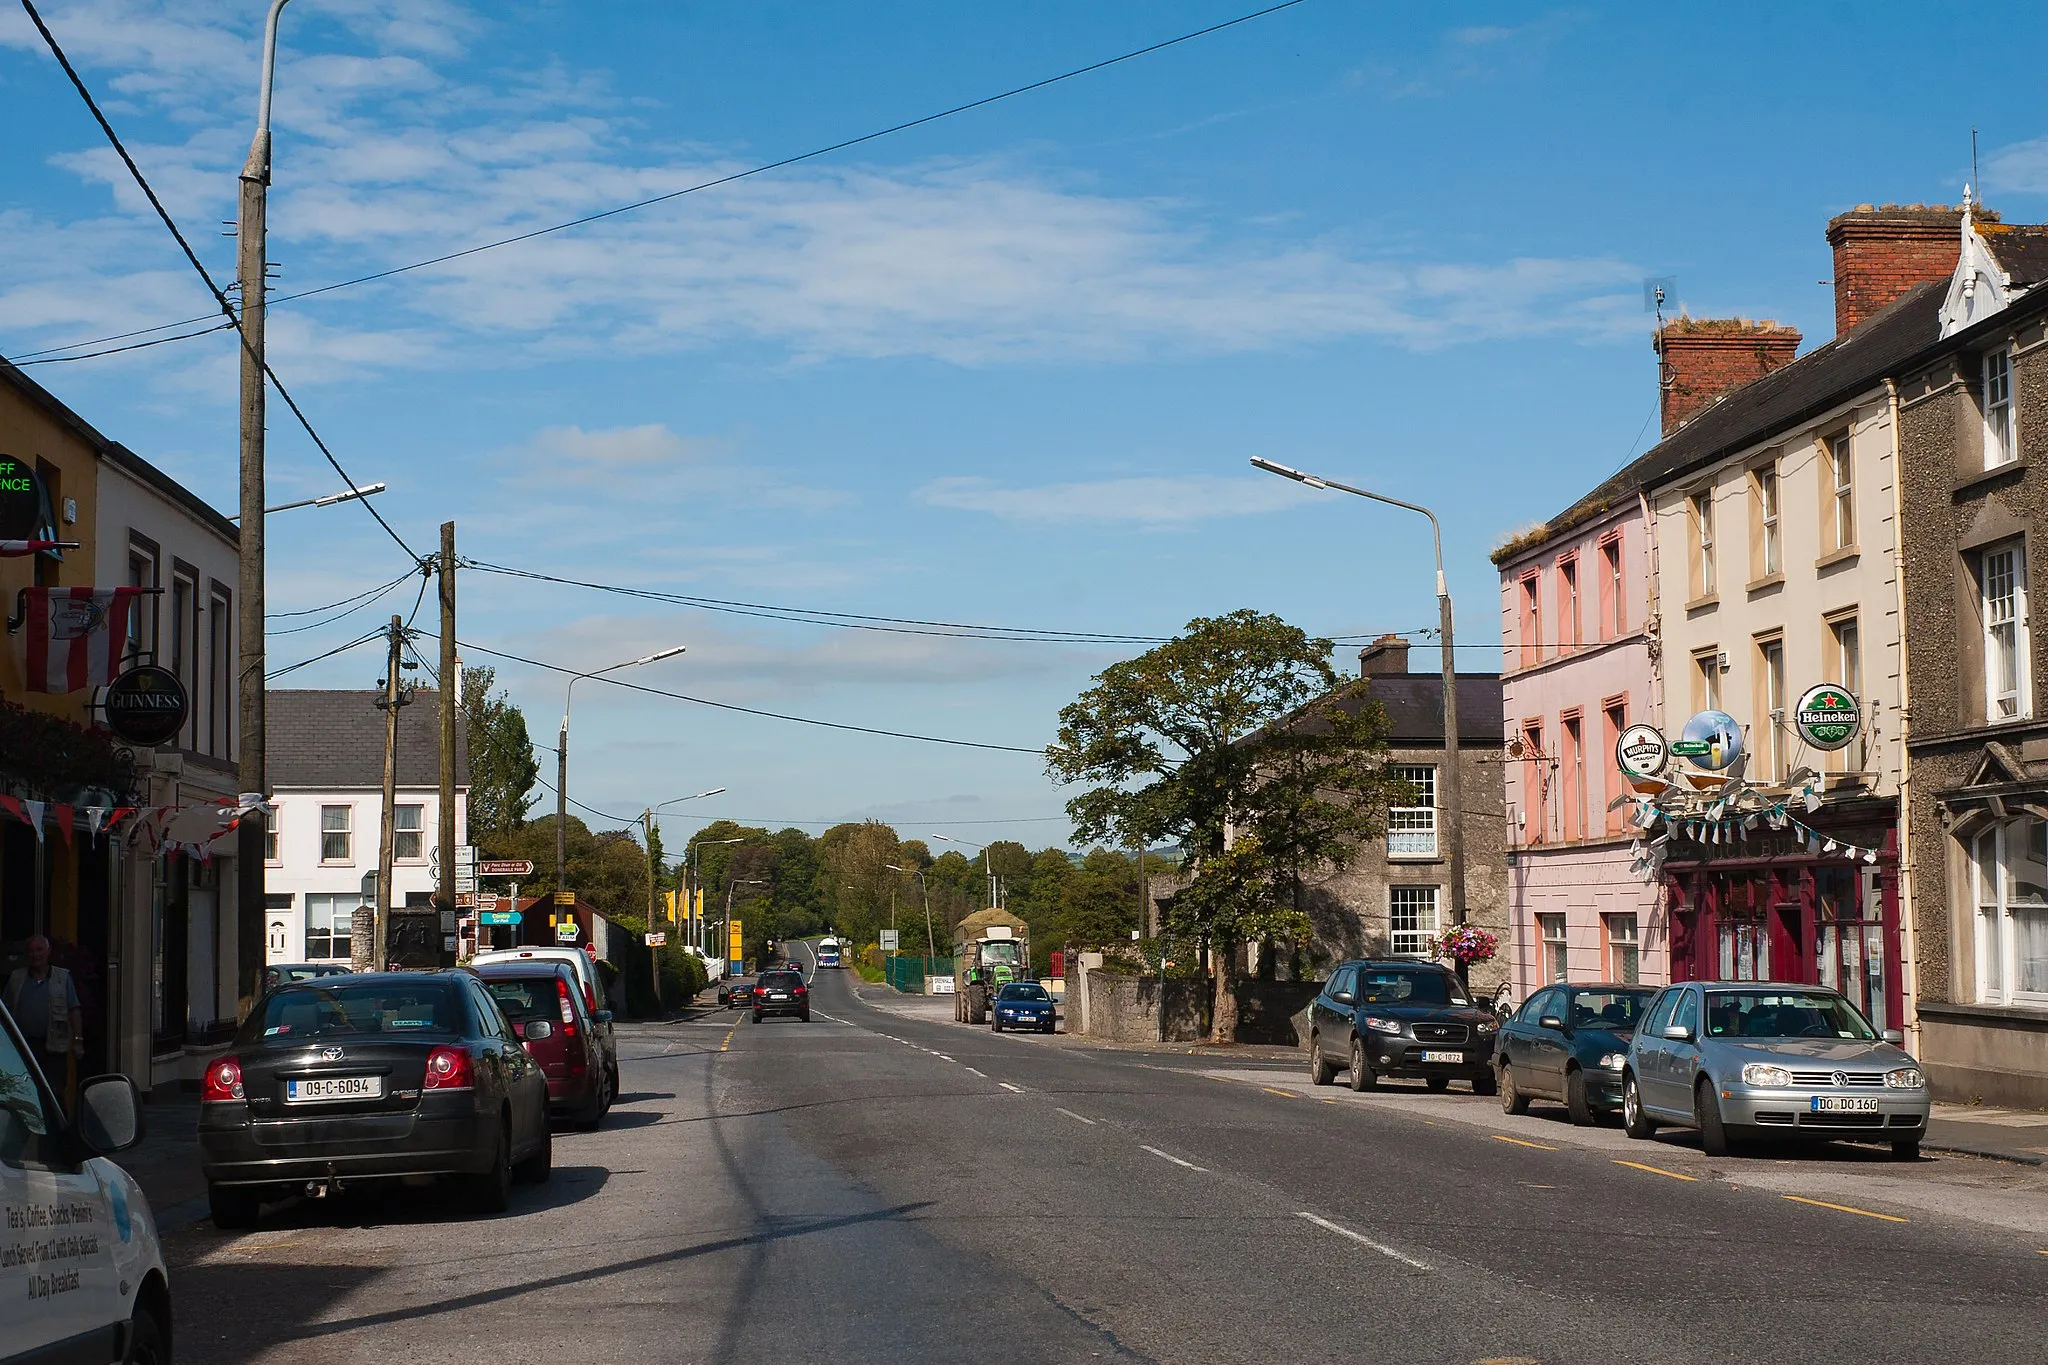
[264,571,415,637]
[10,320,235,366]
[7,0,1310,365]
[265,625,386,680]
[15,0,420,566]
[268,568,420,619]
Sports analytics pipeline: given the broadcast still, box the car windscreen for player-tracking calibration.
[247,983,460,1041]
[1566,989,1653,1030]
[1704,990,1877,1041]
[1356,969,1466,1006]
[484,976,561,1024]
[998,984,1049,1001]
[759,972,804,989]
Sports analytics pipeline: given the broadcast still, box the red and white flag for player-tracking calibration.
[19,586,144,693]
[0,539,65,557]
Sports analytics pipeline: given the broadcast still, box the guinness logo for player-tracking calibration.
[103,664,189,747]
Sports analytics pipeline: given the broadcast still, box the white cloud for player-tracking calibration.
[917,473,1322,526]
[1987,136,2048,196]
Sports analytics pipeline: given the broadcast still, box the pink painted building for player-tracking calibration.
[1494,484,1665,998]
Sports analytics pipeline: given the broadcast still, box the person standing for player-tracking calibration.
[4,935,84,1108]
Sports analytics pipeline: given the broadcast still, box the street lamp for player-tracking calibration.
[686,836,745,952]
[886,865,939,961]
[932,833,998,909]
[227,482,387,521]
[642,786,725,951]
[1250,456,1467,936]
[554,645,686,894]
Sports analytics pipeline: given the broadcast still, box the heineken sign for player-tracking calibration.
[102,664,189,747]
[1795,684,1862,752]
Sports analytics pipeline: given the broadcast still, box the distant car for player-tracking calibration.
[198,970,552,1228]
[263,962,351,993]
[752,969,810,1022]
[991,982,1056,1033]
[1306,960,1499,1094]
[720,980,754,1009]
[469,946,618,1102]
[1622,981,1930,1159]
[478,962,614,1128]
[1496,983,1656,1124]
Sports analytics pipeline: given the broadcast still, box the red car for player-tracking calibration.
[477,963,613,1129]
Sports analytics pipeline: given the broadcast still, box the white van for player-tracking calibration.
[2,1002,171,1363]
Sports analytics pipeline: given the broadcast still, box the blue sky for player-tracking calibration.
[7,1,2048,851]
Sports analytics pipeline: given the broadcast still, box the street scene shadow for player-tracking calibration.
[201,1164,613,1231]
[611,1090,675,1104]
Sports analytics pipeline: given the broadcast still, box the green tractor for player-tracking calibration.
[952,907,1031,1025]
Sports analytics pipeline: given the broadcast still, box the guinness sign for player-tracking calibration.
[103,664,189,747]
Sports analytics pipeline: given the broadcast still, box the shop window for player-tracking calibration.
[1538,913,1568,982]
[1387,765,1437,858]
[1389,886,1439,957]
[394,804,425,861]
[1974,818,2048,1007]
[1604,914,1640,985]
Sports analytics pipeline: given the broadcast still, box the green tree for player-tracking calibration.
[1048,610,1397,1041]
[460,665,539,836]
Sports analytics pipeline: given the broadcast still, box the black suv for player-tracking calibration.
[751,969,810,1022]
[1306,960,1499,1094]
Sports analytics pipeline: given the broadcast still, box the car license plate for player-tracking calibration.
[768,993,788,1000]
[286,1075,383,1103]
[1810,1095,1879,1114]
[1420,1049,1464,1064]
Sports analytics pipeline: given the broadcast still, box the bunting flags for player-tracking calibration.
[0,795,241,851]
[1624,783,1887,883]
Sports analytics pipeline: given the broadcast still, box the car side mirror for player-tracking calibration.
[1538,1015,1565,1032]
[1332,991,1355,1005]
[75,1074,144,1155]
[595,1010,614,1025]
[1662,1023,1695,1042]
[522,1019,554,1041]
[1882,1028,1904,1045]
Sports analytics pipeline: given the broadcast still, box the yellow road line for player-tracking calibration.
[1492,1134,1558,1151]
[1781,1195,1907,1223]
[1612,1159,1699,1182]
[1262,1086,1297,1098]
[720,1023,739,1053]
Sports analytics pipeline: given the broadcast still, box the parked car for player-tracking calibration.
[3,1000,172,1363]
[1497,983,1656,1124]
[1621,981,1930,1159]
[477,962,614,1128]
[991,982,1056,1033]
[197,971,552,1228]
[263,962,351,993]
[470,946,618,1102]
[720,979,754,1009]
[1307,960,1499,1093]
[751,969,810,1022]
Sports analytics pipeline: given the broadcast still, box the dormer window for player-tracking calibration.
[1985,348,2017,470]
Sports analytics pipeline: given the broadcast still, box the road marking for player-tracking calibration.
[1492,1135,1558,1151]
[1294,1212,1431,1270]
[963,1067,986,1077]
[1055,1107,1097,1125]
[999,1082,1025,1093]
[1781,1195,1908,1223]
[719,1023,739,1053]
[1321,1099,1339,1105]
[934,1054,953,1062]
[1262,1087,1297,1098]
[1613,1159,1698,1182]
[1140,1145,1207,1172]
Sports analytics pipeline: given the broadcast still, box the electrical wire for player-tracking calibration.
[264,624,386,680]
[16,0,420,566]
[267,568,420,619]
[9,320,235,366]
[264,571,415,637]
[6,0,1310,365]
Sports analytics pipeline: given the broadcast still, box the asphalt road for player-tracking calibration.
[161,965,2048,1364]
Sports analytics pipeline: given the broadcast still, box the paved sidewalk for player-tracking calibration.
[1927,1104,2048,1165]
[119,1094,207,1230]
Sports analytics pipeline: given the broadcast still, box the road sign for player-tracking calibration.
[455,892,479,909]
[455,878,478,895]
[480,859,535,877]
[455,845,475,866]
[480,910,522,926]
[879,929,900,951]
[556,920,581,942]
[553,890,577,906]
[644,932,667,947]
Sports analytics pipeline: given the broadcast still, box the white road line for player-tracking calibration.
[1054,1107,1097,1125]
[963,1067,986,1077]
[934,1054,954,1062]
[1294,1212,1431,1271]
[1140,1145,1207,1172]
[999,1082,1025,1093]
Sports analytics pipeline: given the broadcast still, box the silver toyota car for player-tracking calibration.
[1621,981,1929,1159]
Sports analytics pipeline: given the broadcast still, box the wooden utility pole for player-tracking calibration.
[438,522,458,917]
[643,807,661,1009]
[374,616,404,968]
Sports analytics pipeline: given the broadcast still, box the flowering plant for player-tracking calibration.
[1431,924,1498,966]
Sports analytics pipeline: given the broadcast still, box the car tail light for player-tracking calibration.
[202,1056,244,1103]
[793,984,807,996]
[582,980,597,1015]
[556,977,579,1035]
[423,1046,474,1090]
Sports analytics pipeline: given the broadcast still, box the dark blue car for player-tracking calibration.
[990,982,1056,1033]
[1496,983,1656,1124]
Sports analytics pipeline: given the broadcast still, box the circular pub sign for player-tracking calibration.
[1671,709,1745,771]
[1794,683,1862,751]
[103,664,189,747]
[0,453,45,540]
[1615,723,1671,781]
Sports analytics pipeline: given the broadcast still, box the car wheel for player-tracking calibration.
[125,1299,170,1365]
[517,1118,552,1184]
[800,1012,811,1023]
[1892,1138,1922,1161]
[1622,1073,1657,1139]
[578,1078,608,1132]
[1308,1033,1337,1086]
[1565,1067,1596,1126]
[1043,1022,1056,1034]
[207,1181,261,1231]
[1347,1036,1377,1092]
[1471,1069,1498,1097]
[991,1017,1002,1032]
[465,1121,513,1215]
[1499,1062,1529,1116]
[1696,1079,1735,1158]
[1425,1076,1450,1092]
[751,1011,762,1024]
[605,1061,619,1111]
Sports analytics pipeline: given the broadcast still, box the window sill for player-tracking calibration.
[1684,593,1720,614]
[319,860,354,868]
[1745,572,1785,596]
[1955,458,2027,498]
[1386,853,1444,864]
[1814,546,1860,572]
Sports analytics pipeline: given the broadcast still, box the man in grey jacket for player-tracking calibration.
[4,935,84,1100]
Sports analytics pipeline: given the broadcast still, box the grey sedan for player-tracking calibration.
[1621,981,1929,1159]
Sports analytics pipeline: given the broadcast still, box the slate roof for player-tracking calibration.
[1262,672,1504,750]
[269,689,469,789]
[1495,279,1948,564]
[1984,224,2048,289]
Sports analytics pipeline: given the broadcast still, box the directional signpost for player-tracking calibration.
[480,910,522,926]
[480,859,535,877]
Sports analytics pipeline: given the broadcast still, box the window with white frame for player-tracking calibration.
[1389,885,1439,957]
[1826,432,1856,550]
[263,810,280,865]
[1754,462,1781,577]
[321,804,353,863]
[1538,912,1569,982]
[1693,649,1722,712]
[394,804,425,861]
[1387,765,1438,857]
[1604,914,1640,985]
[1974,818,2048,1006]
[304,893,358,963]
[1756,635,1786,779]
[1985,349,2018,470]
[1691,489,1717,597]
[1982,541,2030,722]
[1600,535,1625,636]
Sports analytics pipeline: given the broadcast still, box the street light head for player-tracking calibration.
[311,481,387,508]
[1249,456,1327,490]
[634,645,687,666]
[695,787,727,799]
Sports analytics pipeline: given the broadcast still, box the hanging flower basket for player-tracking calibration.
[1431,924,1498,967]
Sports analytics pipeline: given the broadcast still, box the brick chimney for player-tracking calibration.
[1359,633,1410,678]
[1825,204,1969,335]
[1653,317,1802,436]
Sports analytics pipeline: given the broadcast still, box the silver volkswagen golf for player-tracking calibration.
[1621,981,1929,1159]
